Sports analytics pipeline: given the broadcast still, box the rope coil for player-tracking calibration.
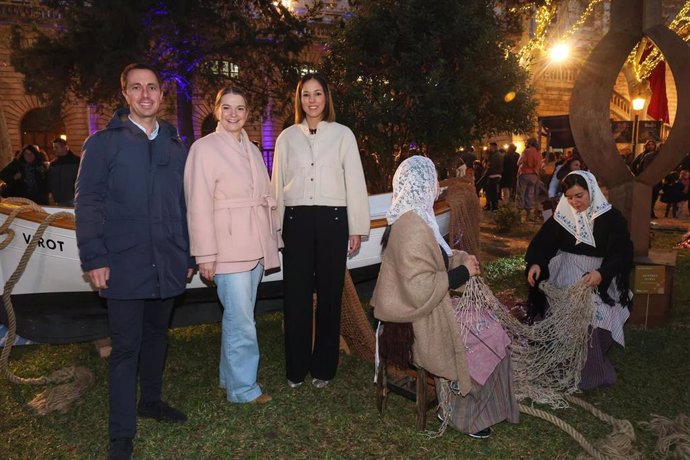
[0,198,94,414]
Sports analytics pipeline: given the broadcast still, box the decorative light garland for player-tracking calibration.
[626,1,690,82]
[514,0,690,80]
[516,0,602,67]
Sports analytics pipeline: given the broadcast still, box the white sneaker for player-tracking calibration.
[311,378,330,388]
[287,379,303,388]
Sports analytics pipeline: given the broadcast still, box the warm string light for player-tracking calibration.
[516,0,602,68]
[627,1,690,82]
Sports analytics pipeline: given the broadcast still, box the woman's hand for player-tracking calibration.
[582,270,602,287]
[199,262,216,281]
[348,235,361,256]
[527,264,541,287]
[461,254,481,277]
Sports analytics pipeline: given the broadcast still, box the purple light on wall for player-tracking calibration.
[262,117,275,174]
[88,105,99,135]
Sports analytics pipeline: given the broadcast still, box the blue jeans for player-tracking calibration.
[214,263,264,403]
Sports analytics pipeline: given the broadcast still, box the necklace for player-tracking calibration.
[309,128,317,135]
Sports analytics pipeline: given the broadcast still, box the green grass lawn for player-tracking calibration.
[2,232,690,459]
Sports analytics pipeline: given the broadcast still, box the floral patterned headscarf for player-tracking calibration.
[554,170,612,247]
[387,156,452,255]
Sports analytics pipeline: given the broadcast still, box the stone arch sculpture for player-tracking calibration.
[569,0,690,256]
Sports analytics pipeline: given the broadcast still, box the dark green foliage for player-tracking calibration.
[322,0,537,192]
[10,0,314,141]
[493,202,523,233]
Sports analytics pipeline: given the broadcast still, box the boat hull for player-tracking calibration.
[0,194,450,343]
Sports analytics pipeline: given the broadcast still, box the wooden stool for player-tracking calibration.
[375,356,438,431]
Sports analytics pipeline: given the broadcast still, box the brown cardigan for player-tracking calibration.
[371,211,472,395]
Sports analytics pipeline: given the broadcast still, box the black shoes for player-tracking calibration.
[468,427,492,439]
[108,438,133,460]
[137,400,188,423]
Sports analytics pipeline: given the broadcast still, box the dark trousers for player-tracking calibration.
[282,206,348,382]
[486,177,501,210]
[107,297,175,439]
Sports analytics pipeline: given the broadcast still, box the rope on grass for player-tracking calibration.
[639,414,690,458]
[0,197,94,415]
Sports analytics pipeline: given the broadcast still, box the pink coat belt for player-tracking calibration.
[213,195,278,235]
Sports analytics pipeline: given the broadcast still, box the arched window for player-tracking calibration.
[20,108,65,161]
[201,114,216,138]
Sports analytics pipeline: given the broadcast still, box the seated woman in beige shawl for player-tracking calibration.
[371,156,518,439]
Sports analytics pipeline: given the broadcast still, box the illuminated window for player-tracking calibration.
[209,60,239,78]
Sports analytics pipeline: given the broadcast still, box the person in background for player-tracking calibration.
[185,86,281,405]
[660,170,684,218]
[484,142,503,211]
[630,140,660,218]
[372,156,518,439]
[516,138,542,221]
[455,156,467,178]
[0,144,49,204]
[548,156,582,200]
[500,143,519,201]
[75,63,193,460]
[473,159,485,197]
[679,169,690,216]
[48,138,80,206]
[526,170,632,390]
[272,73,370,389]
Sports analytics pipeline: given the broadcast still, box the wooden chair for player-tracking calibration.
[375,323,438,431]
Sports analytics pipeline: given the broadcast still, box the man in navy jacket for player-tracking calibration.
[75,63,193,460]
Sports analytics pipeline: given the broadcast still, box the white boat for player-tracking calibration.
[0,193,450,343]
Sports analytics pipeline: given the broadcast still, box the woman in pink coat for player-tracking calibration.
[184,87,281,404]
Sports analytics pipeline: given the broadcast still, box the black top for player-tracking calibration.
[441,246,470,289]
[525,207,633,307]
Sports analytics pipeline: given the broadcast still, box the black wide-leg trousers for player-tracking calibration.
[282,206,348,383]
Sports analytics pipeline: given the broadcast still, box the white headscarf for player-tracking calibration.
[553,170,612,247]
[387,156,452,255]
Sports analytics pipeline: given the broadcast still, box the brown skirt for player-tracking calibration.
[436,354,520,434]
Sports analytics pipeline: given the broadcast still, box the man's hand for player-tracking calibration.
[348,235,361,256]
[186,268,195,281]
[88,267,110,289]
[527,264,541,287]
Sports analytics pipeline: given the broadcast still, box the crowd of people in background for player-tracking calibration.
[439,136,690,223]
[0,137,79,206]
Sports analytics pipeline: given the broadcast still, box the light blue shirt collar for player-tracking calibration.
[128,116,159,140]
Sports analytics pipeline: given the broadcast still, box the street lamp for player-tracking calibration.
[632,97,646,154]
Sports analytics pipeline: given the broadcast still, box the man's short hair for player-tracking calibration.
[52,138,67,146]
[120,63,162,91]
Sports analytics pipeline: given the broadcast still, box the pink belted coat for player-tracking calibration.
[184,125,282,274]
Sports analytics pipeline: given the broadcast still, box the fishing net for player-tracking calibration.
[455,276,595,408]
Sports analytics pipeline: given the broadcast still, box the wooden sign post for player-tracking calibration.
[633,265,666,329]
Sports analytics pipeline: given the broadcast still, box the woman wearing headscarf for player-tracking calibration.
[526,170,633,390]
[371,156,518,439]
[185,87,281,404]
[272,73,370,389]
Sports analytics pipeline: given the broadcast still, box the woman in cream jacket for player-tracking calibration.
[272,73,369,389]
[185,87,281,404]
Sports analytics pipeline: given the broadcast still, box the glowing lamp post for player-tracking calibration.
[632,97,646,154]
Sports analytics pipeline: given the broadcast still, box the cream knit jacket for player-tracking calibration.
[271,120,370,236]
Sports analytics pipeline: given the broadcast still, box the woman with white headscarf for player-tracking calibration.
[371,156,519,439]
[526,170,633,390]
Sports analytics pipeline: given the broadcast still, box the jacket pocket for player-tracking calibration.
[105,233,139,254]
[318,165,346,199]
[282,168,306,201]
